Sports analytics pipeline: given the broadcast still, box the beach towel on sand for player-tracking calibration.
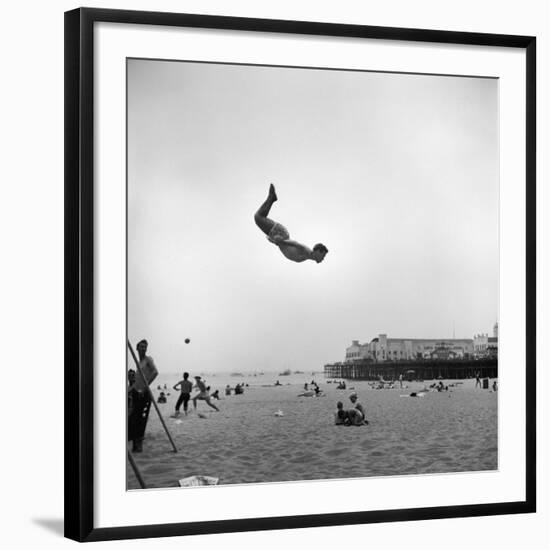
[179,475,219,487]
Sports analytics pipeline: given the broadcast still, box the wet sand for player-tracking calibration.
[127,378,497,489]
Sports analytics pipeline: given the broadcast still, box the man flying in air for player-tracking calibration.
[254,184,328,263]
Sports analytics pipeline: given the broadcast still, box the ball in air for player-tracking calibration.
[185,338,190,344]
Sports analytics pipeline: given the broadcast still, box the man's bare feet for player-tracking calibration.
[269,183,278,202]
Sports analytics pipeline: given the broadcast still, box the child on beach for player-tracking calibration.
[254,184,328,263]
[173,372,193,415]
[192,376,220,412]
[335,401,347,425]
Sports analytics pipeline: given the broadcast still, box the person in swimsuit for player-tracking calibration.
[349,393,369,425]
[192,376,220,412]
[335,401,364,426]
[173,371,193,415]
[157,391,167,404]
[254,184,328,263]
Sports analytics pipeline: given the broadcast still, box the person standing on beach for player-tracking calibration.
[349,393,369,425]
[254,184,329,263]
[475,371,481,388]
[399,373,403,388]
[173,372,193,416]
[192,376,220,412]
[127,369,136,413]
[128,339,158,453]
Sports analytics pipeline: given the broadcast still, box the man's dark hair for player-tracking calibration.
[313,243,328,254]
[136,339,148,348]
[183,372,189,379]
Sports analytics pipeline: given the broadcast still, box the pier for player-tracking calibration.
[324,357,497,381]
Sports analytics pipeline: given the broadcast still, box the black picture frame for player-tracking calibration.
[65,7,536,543]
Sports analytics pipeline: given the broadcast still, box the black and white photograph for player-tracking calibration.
[126,58,500,490]
[1,0,545,546]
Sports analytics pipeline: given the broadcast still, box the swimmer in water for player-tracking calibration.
[254,184,328,263]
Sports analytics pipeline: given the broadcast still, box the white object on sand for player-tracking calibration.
[274,410,284,417]
[174,419,183,425]
[179,475,219,487]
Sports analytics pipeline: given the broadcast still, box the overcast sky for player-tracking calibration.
[127,59,498,374]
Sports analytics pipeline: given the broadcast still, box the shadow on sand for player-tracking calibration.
[32,518,64,536]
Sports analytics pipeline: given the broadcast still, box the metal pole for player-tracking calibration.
[127,340,178,453]
[127,450,147,489]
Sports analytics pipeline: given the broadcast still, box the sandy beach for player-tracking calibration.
[127,375,497,489]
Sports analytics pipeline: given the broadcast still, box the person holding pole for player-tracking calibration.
[128,339,158,453]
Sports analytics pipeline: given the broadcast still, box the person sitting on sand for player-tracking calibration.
[254,184,328,263]
[192,376,219,412]
[335,401,347,425]
[349,393,369,425]
[157,391,167,404]
[225,385,232,396]
[335,402,365,426]
[346,408,365,426]
[211,389,220,400]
